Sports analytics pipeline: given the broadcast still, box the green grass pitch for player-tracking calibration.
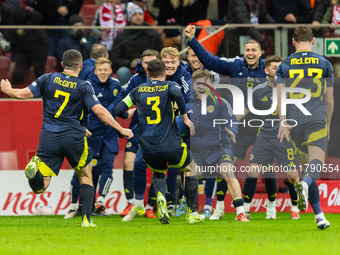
[1,213,339,255]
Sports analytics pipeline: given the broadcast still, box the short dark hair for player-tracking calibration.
[62,49,83,70]
[293,26,313,43]
[90,44,108,59]
[142,49,160,59]
[245,39,261,50]
[192,69,212,80]
[264,55,283,68]
[147,59,166,77]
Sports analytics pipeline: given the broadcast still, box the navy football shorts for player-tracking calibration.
[290,120,327,154]
[142,142,192,173]
[36,128,92,176]
[250,135,298,169]
[233,129,257,160]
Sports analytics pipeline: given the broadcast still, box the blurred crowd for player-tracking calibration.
[0,0,336,88]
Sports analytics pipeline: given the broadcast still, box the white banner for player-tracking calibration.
[0,169,127,215]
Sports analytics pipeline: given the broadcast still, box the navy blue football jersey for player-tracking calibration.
[123,80,183,153]
[245,82,279,137]
[28,72,100,133]
[276,51,333,125]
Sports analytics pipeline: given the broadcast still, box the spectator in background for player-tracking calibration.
[132,0,156,25]
[218,0,229,19]
[322,0,340,76]
[157,0,208,26]
[56,14,98,71]
[311,0,329,32]
[92,0,126,51]
[226,0,276,58]
[266,0,313,54]
[0,2,49,84]
[161,18,181,50]
[79,44,109,80]
[27,0,84,57]
[110,2,163,85]
[266,0,313,24]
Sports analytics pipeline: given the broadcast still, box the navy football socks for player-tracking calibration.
[243,174,257,203]
[185,176,198,213]
[123,170,134,200]
[80,184,94,222]
[28,170,45,192]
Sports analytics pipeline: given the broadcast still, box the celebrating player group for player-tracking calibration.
[0,24,333,230]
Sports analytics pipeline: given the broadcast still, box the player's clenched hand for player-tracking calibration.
[184,25,195,40]
[85,129,92,138]
[278,125,291,143]
[0,79,12,94]
[225,127,236,143]
[120,128,134,139]
[127,108,136,119]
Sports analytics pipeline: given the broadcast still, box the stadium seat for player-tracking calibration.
[84,0,96,4]
[0,151,18,170]
[0,55,12,82]
[79,4,101,26]
[45,56,57,73]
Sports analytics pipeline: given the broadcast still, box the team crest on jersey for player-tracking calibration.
[250,154,254,160]
[207,105,215,113]
[113,89,118,96]
[93,95,99,101]
[92,159,98,166]
[126,142,132,148]
[223,154,232,162]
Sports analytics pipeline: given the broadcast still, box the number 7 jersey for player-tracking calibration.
[276,50,334,125]
[28,72,100,133]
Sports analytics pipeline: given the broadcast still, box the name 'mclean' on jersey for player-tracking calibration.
[28,72,100,133]
[276,50,333,125]
[123,80,183,153]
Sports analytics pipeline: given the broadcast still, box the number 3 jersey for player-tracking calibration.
[123,80,184,153]
[28,72,100,133]
[276,50,333,125]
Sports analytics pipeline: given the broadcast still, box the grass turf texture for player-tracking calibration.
[1,213,339,255]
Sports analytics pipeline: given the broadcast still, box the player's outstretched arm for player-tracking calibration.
[92,104,133,139]
[185,25,233,75]
[0,79,34,99]
[325,87,334,141]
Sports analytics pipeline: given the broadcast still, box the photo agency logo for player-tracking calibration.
[198,82,222,115]
[200,84,312,128]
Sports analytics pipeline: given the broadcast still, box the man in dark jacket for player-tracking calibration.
[0,3,49,84]
[226,0,276,57]
[56,15,98,71]
[110,2,163,85]
[27,0,84,56]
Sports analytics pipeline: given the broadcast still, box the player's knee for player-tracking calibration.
[123,158,134,170]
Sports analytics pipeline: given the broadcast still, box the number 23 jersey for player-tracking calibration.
[276,50,333,125]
